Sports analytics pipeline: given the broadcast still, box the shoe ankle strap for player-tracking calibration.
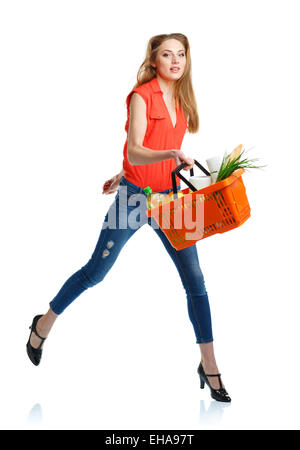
[32,323,47,341]
[34,330,47,341]
[32,316,47,341]
[206,373,223,389]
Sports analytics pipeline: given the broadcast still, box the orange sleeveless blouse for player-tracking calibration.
[122,76,188,191]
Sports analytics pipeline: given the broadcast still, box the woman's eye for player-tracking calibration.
[163,53,185,57]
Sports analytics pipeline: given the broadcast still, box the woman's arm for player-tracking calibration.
[127,93,193,169]
[127,93,174,165]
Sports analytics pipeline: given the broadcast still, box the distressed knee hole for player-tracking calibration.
[102,249,110,258]
[106,240,114,249]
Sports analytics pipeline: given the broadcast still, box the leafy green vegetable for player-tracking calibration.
[215,148,267,182]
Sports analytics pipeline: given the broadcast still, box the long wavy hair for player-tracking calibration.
[131,33,199,133]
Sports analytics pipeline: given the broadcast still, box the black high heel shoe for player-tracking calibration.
[26,315,47,366]
[197,362,231,403]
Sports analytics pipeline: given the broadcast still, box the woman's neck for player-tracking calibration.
[156,74,175,98]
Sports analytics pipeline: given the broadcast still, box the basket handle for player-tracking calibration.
[171,159,211,197]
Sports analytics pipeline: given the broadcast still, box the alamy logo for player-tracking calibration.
[102,186,205,240]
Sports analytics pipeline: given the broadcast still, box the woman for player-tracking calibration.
[26,33,231,403]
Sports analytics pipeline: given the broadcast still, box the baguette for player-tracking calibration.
[228,144,243,162]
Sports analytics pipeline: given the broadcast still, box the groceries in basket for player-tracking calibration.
[143,187,165,209]
[144,145,266,250]
[188,175,211,193]
[143,186,184,210]
[188,144,265,192]
[215,145,265,182]
[205,156,223,184]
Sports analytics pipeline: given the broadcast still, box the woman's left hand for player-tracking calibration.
[172,150,194,171]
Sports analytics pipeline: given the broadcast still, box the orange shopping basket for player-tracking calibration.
[146,159,251,250]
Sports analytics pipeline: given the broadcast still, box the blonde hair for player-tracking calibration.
[131,33,199,133]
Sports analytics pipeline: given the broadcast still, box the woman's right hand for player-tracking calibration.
[172,150,194,171]
[102,173,122,194]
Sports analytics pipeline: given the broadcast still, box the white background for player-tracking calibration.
[0,0,299,430]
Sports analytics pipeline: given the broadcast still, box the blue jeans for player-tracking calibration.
[49,176,213,344]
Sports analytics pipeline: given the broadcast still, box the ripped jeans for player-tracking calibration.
[49,176,213,344]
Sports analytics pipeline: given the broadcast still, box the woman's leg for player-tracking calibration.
[30,189,142,348]
[149,223,225,389]
[29,308,58,349]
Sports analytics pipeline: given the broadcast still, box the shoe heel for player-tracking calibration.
[200,378,205,389]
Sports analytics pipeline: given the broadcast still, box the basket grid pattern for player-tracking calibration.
[147,163,251,250]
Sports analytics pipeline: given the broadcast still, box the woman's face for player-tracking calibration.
[152,39,186,82]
